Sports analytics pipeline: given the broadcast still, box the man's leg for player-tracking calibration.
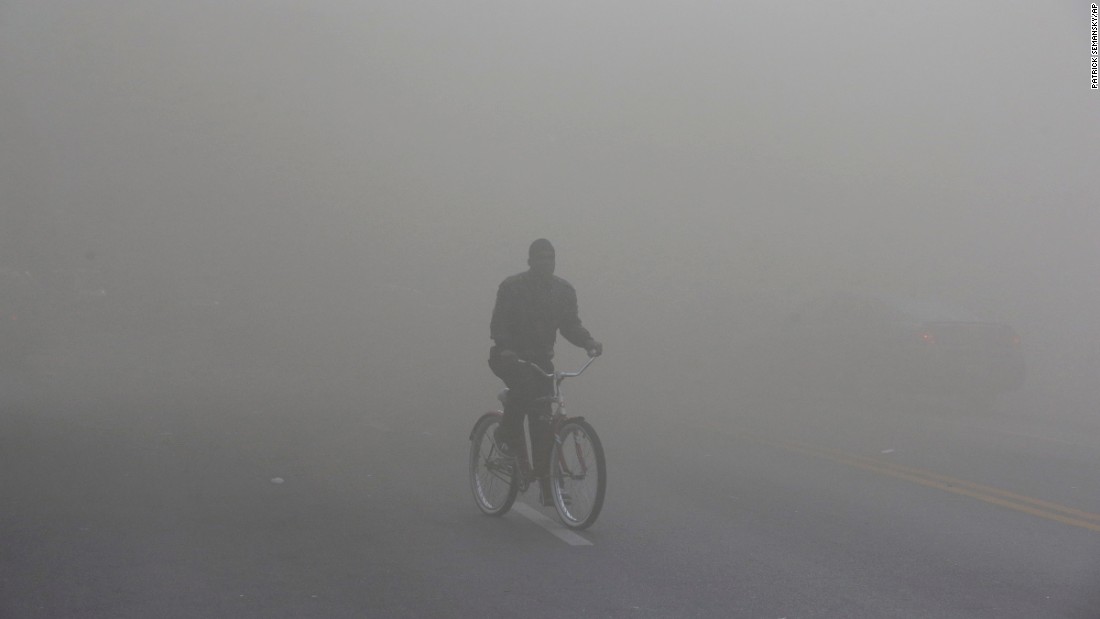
[497,395,526,455]
[528,401,558,505]
[489,355,534,455]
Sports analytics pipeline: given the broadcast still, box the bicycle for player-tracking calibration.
[468,355,606,530]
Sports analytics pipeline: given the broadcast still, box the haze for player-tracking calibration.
[1,1,1098,614]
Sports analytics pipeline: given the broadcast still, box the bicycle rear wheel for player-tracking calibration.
[469,413,519,516]
[550,419,606,529]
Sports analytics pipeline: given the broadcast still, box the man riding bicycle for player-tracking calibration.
[489,238,602,506]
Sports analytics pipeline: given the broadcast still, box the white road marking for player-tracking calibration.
[512,502,593,546]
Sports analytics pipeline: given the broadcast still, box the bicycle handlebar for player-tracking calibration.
[516,355,598,381]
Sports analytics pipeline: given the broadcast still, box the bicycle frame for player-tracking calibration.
[506,356,597,487]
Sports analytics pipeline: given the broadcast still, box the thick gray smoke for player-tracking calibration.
[1,1,1096,419]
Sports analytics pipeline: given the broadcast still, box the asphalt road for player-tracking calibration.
[2,342,1099,618]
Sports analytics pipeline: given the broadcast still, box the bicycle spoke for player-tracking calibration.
[550,420,605,529]
[470,416,519,516]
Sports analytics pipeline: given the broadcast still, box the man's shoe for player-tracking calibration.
[540,490,572,507]
[539,482,571,507]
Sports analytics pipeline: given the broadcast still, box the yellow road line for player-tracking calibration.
[703,425,1100,534]
[761,438,1100,533]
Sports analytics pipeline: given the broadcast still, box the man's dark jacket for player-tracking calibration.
[490,271,592,363]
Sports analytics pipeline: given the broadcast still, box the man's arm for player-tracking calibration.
[489,281,514,351]
[559,284,600,355]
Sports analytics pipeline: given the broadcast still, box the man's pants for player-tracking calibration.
[488,354,554,479]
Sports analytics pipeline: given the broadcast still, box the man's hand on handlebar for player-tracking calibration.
[585,339,603,358]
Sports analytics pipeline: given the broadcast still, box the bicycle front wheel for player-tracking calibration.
[550,419,606,529]
[469,413,519,516]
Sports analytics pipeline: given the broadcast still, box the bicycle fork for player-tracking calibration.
[554,422,590,481]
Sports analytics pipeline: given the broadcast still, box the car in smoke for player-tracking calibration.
[767,291,1026,404]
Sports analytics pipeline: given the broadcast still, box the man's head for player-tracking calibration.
[527,238,556,278]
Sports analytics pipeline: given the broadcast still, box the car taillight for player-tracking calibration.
[918,331,936,344]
